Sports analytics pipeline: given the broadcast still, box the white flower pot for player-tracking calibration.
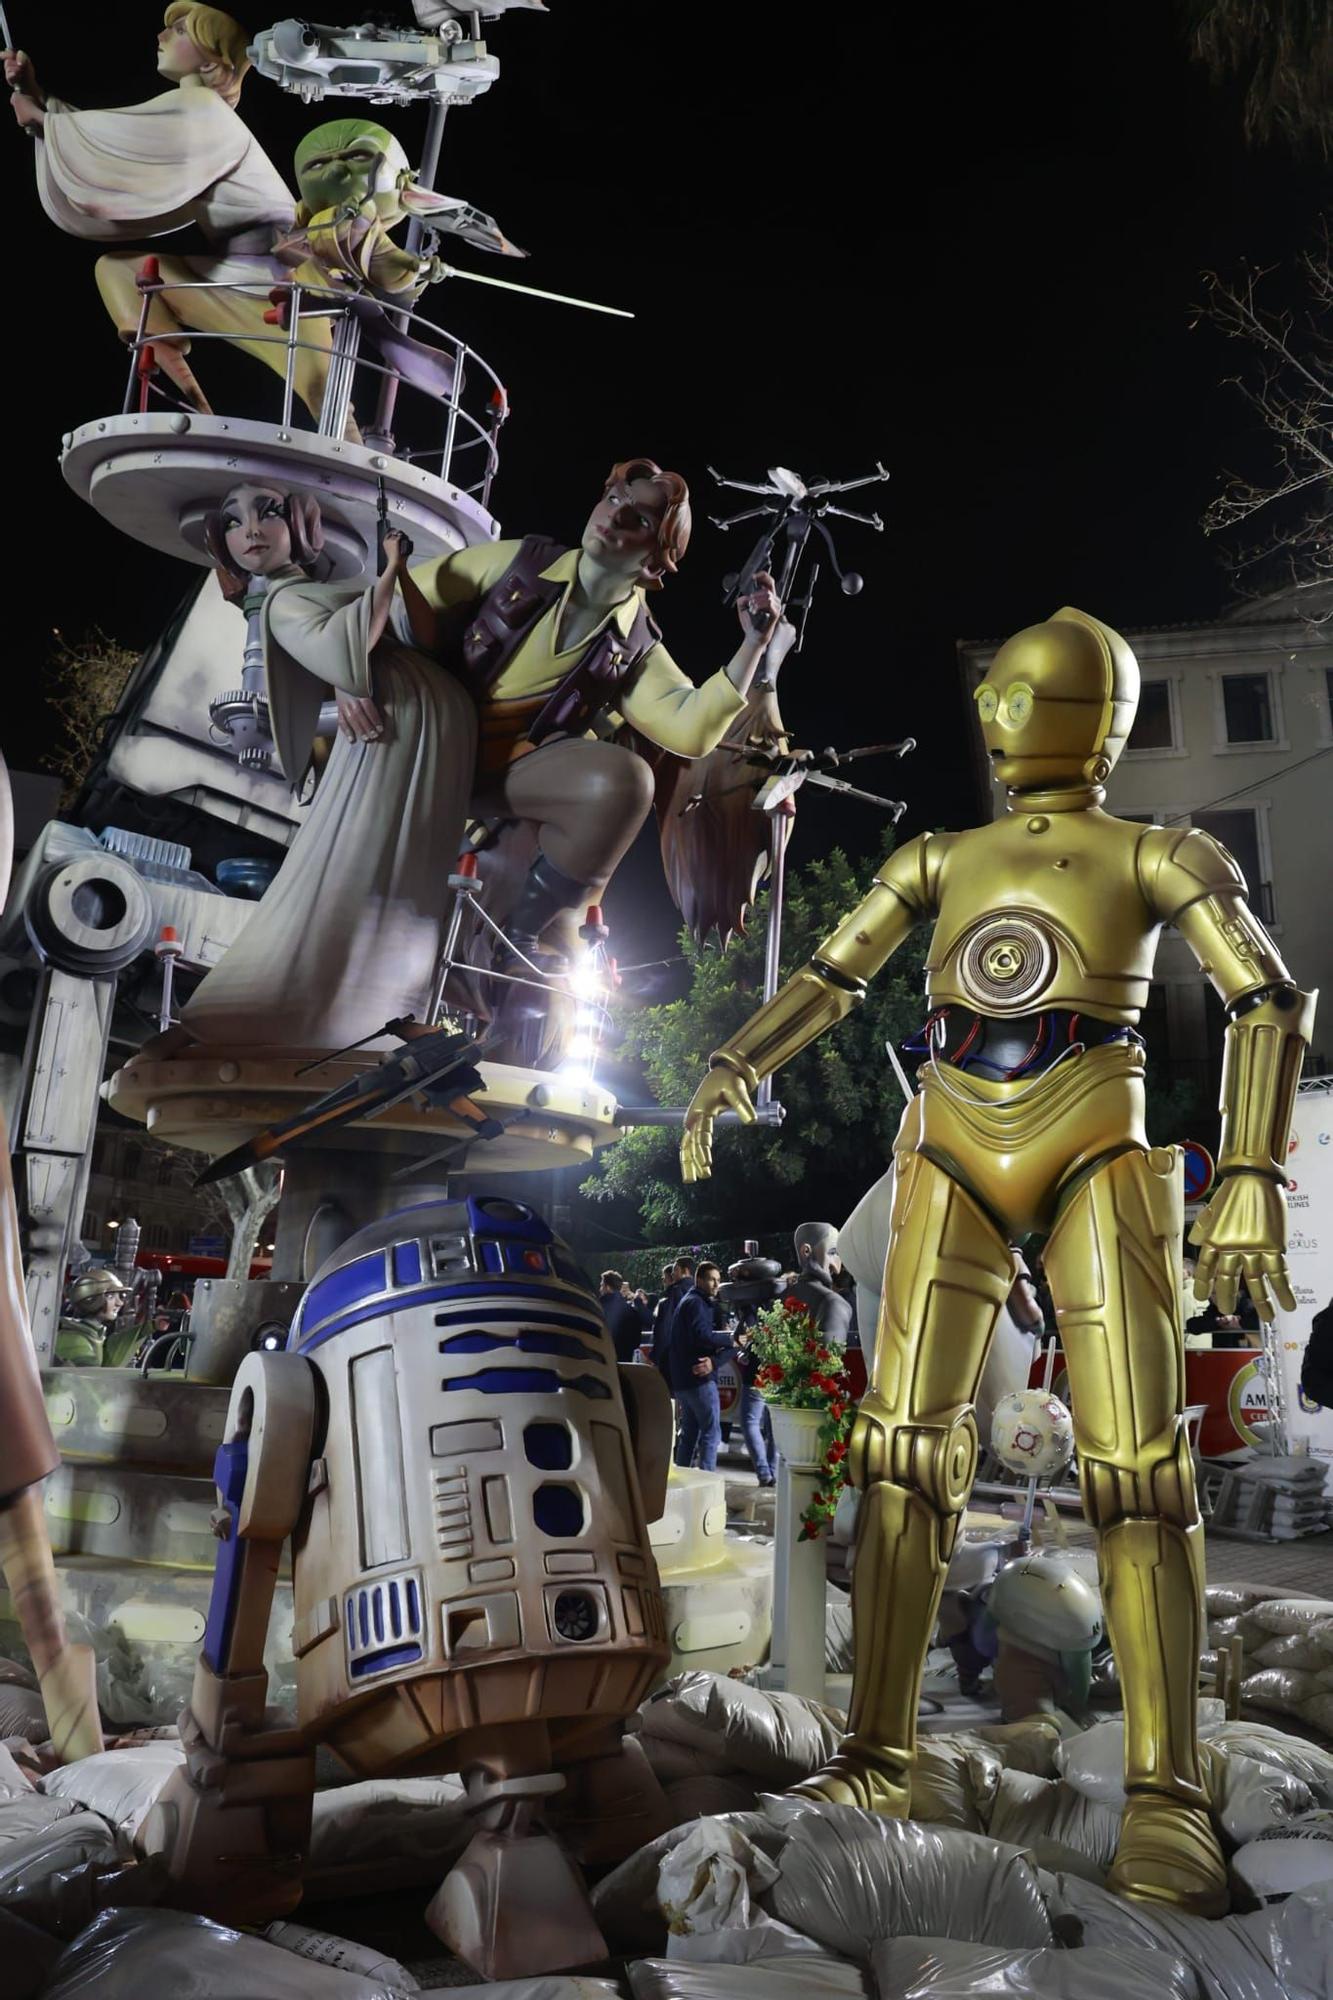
[769,1403,826,1471]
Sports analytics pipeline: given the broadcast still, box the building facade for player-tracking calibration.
[957,597,1333,1135]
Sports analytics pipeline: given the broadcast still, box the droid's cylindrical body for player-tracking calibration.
[285,1196,668,1776]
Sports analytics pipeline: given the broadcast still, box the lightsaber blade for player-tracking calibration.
[435,262,633,318]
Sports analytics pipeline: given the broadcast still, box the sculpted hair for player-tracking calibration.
[163,4,252,101]
[605,457,691,590]
[599,1270,625,1291]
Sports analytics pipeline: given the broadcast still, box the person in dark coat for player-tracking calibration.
[1301,1297,1333,1407]
[666,1262,733,1470]
[598,1270,650,1363]
[651,1256,695,1374]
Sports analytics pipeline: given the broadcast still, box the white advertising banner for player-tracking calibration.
[1273,1078,1333,1460]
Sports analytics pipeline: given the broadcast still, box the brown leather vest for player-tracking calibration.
[459,535,662,746]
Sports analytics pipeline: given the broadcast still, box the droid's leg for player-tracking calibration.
[427,1722,608,1981]
[795,1149,1014,1811]
[137,1352,319,1925]
[1044,1145,1227,1917]
[0,1488,102,1763]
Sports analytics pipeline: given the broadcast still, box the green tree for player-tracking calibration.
[581,848,929,1239]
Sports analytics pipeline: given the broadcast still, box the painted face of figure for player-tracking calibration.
[296,122,402,216]
[972,606,1139,792]
[157,16,209,79]
[220,485,293,576]
[582,475,669,584]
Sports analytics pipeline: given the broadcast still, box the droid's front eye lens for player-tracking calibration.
[1000,682,1034,728]
[975,686,999,723]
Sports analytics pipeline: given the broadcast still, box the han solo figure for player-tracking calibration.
[384,459,783,956]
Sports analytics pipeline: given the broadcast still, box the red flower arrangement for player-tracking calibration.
[749,1294,858,1539]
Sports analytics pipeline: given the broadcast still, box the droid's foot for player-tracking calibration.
[789,1742,911,1816]
[39,1643,104,1765]
[1106,1791,1229,1918]
[427,1777,606,1980]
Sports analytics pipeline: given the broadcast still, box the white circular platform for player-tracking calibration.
[105,1040,620,1173]
[61,413,499,580]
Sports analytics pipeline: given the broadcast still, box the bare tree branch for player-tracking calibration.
[1198,234,1333,620]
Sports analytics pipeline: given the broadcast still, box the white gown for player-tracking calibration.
[182,577,478,1052]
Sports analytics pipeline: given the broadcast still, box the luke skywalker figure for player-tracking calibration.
[681,605,1315,1915]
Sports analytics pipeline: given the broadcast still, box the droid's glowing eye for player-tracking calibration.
[1000,682,1035,728]
[975,685,999,723]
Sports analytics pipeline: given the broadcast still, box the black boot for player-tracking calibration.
[506,853,591,958]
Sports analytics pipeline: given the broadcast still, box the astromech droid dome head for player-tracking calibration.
[988,1550,1104,1654]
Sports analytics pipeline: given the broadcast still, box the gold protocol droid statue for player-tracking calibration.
[682,607,1316,1917]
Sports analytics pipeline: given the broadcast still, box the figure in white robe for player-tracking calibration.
[7,13,339,419]
[178,482,478,1051]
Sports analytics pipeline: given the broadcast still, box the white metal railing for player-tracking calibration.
[120,264,509,508]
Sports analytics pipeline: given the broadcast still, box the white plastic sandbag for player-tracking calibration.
[637,1673,845,1786]
[985,1768,1122,1871]
[1202,1721,1333,1804]
[871,1935,1197,1999]
[1200,1744,1316,1845]
[661,1775,761,1822]
[1231,1810,1333,1900]
[766,1804,1052,1962]
[593,1812,784,1954]
[0,1804,151,1941]
[307,1774,471,1892]
[1044,1868,1333,2000]
[1247,1598,1333,1639]
[628,1952,866,1998]
[656,1817,780,1936]
[437,1984,623,1999]
[39,1743,185,1838]
[44,1907,415,1999]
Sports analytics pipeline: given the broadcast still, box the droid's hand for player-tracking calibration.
[1189,1172,1297,1322]
[680,1066,755,1182]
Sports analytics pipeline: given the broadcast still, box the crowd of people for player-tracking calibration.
[598,1223,862,1484]
[599,1219,1281,1491]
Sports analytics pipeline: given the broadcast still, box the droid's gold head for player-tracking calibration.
[973,606,1140,795]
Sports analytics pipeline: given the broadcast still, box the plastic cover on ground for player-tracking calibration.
[637,1673,845,1786]
[656,1817,780,1937]
[593,1811,784,1955]
[44,1907,421,1999]
[766,1804,1053,1962]
[627,1953,867,1998]
[307,1773,472,1894]
[39,1742,186,1838]
[1044,1870,1333,2000]
[872,1935,1199,1999]
[0,1800,155,1940]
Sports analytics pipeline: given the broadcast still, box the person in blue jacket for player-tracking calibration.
[666,1261,734,1471]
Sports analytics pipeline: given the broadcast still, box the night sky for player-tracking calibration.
[4,2,1325,980]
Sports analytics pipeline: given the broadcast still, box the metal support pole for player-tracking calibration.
[755,813,791,1110]
[366,98,449,453]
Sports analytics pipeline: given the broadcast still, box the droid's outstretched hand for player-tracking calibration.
[680,1067,755,1182]
[1189,1173,1296,1322]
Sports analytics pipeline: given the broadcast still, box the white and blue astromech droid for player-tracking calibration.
[141,1195,673,1979]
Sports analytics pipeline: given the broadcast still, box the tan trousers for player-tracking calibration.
[477,738,656,890]
[95,250,338,424]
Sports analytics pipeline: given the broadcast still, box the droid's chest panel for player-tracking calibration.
[925,819,1160,1021]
